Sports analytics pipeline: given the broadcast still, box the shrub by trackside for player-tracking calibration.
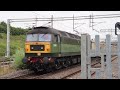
[13,48,26,69]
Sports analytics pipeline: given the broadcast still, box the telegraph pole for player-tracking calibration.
[73,15,74,31]
[35,16,37,27]
[6,19,10,57]
[89,15,92,27]
[91,14,94,31]
[51,15,53,28]
[89,14,94,30]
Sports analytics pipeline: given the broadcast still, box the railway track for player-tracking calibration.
[12,64,81,79]
[11,57,101,79]
[0,61,14,66]
[62,55,118,79]
[5,55,117,79]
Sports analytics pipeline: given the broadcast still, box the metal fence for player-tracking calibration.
[81,34,120,79]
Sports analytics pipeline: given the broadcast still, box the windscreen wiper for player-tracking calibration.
[41,33,47,38]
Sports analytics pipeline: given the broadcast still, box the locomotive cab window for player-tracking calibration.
[26,34,38,41]
[26,34,52,42]
[39,34,51,42]
[53,34,60,43]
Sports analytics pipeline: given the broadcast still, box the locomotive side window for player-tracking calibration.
[57,35,60,43]
[54,35,58,42]
[54,34,60,43]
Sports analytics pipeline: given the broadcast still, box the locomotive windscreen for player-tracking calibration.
[26,34,51,42]
[39,34,51,41]
[26,34,38,41]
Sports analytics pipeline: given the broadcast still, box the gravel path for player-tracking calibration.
[0,69,33,79]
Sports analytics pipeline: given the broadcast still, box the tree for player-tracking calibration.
[0,21,29,35]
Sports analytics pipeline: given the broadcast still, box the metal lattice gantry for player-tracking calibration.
[6,16,88,57]
[6,13,120,57]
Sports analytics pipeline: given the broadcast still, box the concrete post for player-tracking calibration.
[81,34,87,79]
[106,34,112,79]
[6,19,10,57]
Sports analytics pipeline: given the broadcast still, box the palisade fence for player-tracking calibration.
[81,34,120,79]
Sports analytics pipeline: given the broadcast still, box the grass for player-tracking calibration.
[0,33,26,75]
[0,64,16,76]
[13,49,26,69]
[0,49,26,76]
[0,33,25,57]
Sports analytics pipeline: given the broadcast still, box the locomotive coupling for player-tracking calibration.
[43,57,49,64]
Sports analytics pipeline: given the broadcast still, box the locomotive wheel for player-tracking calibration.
[44,64,53,73]
[63,59,70,68]
[55,60,62,70]
[63,61,68,68]
[77,57,81,63]
[33,68,39,74]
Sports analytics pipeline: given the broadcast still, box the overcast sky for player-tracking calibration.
[0,11,120,40]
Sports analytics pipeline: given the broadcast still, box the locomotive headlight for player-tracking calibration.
[46,45,50,51]
[47,48,50,51]
[26,45,29,48]
[25,45,29,51]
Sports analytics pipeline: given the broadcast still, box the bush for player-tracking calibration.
[0,34,25,57]
[0,21,29,35]
[0,33,3,38]
[13,48,26,69]
[0,44,6,56]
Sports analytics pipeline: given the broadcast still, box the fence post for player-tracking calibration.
[106,34,112,79]
[87,35,91,79]
[81,34,87,79]
[101,54,105,78]
[96,70,101,79]
[117,35,120,79]
[95,35,100,56]
[95,35,101,79]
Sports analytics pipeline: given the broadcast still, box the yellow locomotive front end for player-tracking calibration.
[22,33,55,72]
[25,33,51,57]
[23,33,53,65]
[25,42,51,56]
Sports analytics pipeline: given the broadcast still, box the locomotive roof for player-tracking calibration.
[27,26,81,39]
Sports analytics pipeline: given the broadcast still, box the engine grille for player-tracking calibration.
[30,45,45,51]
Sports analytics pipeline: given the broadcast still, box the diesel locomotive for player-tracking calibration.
[23,26,81,72]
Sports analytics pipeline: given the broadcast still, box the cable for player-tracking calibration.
[10,13,120,22]
[55,22,73,29]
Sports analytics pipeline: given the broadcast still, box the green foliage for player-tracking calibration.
[0,33,25,57]
[1,21,7,27]
[0,21,29,35]
[13,49,26,69]
[10,27,29,35]
[0,33,3,38]
[10,45,17,56]
[0,21,28,69]
[0,44,6,56]
[0,24,7,33]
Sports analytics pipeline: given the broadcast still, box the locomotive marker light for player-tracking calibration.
[37,53,41,56]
